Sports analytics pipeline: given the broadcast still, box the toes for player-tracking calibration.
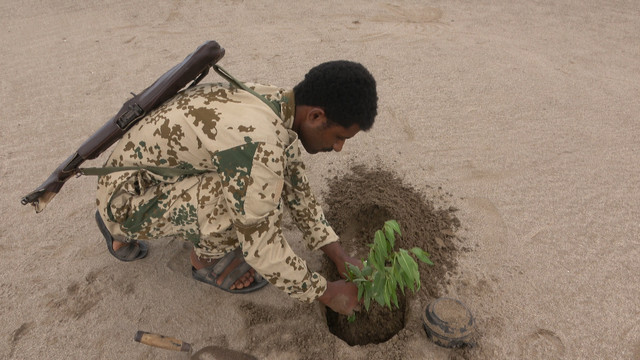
[229,270,254,290]
[234,272,254,289]
[210,256,256,290]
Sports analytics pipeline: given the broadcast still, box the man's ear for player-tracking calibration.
[307,107,327,126]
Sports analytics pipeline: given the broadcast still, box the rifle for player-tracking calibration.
[21,41,225,212]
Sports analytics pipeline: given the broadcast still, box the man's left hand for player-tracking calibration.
[320,242,363,279]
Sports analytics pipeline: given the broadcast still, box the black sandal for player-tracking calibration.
[192,248,269,294]
[95,211,148,261]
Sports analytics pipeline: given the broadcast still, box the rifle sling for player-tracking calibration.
[79,166,210,177]
[213,65,282,117]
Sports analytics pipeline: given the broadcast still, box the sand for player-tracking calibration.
[1,1,639,359]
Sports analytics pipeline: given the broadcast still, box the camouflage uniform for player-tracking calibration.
[96,81,338,302]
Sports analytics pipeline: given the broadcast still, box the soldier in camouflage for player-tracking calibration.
[95,60,378,316]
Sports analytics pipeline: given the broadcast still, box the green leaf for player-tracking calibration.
[398,281,406,295]
[367,248,375,264]
[387,274,398,309]
[347,313,356,323]
[410,247,434,265]
[383,288,391,309]
[372,272,386,306]
[374,230,388,259]
[388,272,397,293]
[347,263,363,279]
[414,270,422,292]
[372,271,385,291]
[402,271,413,291]
[386,220,401,236]
[396,249,417,289]
[375,251,385,274]
[394,267,406,291]
[363,280,373,305]
[395,255,413,288]
[384,225,396,249]
[357,282,364,300]
[361,266,373,278]
[406,252,421,291]
[344,265,354,281]
[390,287,399,308]
[368,248,383,274]
[410,253,420,273]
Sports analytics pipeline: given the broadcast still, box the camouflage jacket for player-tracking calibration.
[96,81,338,302]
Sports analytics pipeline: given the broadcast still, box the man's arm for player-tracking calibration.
[281,143,341,251]
[214,141,328,302]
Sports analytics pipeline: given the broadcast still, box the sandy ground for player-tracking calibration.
[1,1,639,359]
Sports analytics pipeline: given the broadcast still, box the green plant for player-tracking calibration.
[344,220,433,322]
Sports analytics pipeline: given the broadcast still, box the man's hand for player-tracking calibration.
[318,242,364,315]
[317,280,360,316]
[321,242,363,279]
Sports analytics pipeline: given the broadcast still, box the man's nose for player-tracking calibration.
[333,139,345,152]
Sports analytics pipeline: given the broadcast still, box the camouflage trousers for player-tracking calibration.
[96,169,243,260]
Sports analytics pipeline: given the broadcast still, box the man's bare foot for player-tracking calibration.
[190,249,255,290]
[112,240,126,252]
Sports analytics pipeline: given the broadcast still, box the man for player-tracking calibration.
[94,60,378,316]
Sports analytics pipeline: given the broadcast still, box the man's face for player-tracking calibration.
[299,118,361,154]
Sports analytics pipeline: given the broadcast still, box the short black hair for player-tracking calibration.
[294,60,378,131]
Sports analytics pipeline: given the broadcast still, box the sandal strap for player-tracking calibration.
[114,242,142,261]
[95,210,147,261]
[192,248,269,293]
[219,261,252,289]
[210,248,242,276]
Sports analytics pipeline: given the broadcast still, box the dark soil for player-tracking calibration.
[322,165,461,346]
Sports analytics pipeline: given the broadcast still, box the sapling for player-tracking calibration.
[344,220,433,322]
